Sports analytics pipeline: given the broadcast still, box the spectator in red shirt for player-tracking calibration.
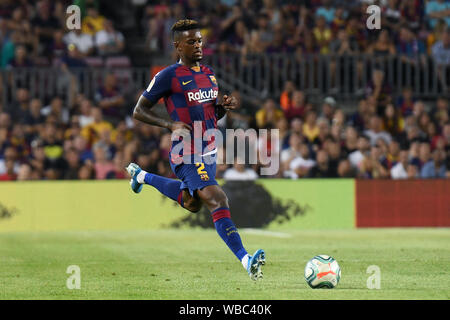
[0,158,17,180]
[279,80,296,111]
[284,90,307,122]
[330,7,346,35]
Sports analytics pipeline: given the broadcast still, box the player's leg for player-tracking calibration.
[197,185,265,280]
[126,162,202,213]
[181,189,203,212]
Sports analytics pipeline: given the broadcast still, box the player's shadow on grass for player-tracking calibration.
[0,203,17,220]
[170,180,311,228]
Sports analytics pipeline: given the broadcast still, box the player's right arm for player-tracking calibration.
[133,69,191,132]
[133,95,190,131]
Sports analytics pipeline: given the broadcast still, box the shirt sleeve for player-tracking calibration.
[141,67,172,103]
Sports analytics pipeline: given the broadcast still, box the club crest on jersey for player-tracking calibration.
[209,75,217,85]
[187,88,218,103]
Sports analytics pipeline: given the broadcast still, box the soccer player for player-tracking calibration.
[126,19,265,280]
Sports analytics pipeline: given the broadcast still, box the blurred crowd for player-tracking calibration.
[142,0,450,62]
[0,0,125,70]
[2,0,449,68]
[0,0,449,181]
[221,86,450,180]
[1,79,448,181]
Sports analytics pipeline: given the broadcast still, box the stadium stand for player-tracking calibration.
[0,0,448,181]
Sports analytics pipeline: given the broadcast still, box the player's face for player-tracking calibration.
[177,30,203,63]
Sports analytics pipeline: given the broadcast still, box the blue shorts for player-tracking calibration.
[169,152,218,197]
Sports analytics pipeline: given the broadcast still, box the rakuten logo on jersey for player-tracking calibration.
[187,89,218,103]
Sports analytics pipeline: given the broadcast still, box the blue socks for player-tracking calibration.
[212,207,248,261]
[144,173,184,207]
[144,173,247,262]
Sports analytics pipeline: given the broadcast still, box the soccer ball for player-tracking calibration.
[304,255,341,289]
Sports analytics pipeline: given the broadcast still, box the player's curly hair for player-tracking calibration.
[171,19,199,39]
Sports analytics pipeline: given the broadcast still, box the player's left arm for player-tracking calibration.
[215,94,238,120]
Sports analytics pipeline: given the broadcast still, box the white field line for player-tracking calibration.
[241,228,292,238]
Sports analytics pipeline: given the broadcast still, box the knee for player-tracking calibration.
[221,195,229,209]
[210,193,229,212]
[184,198,202,213]
[197,185,229,212]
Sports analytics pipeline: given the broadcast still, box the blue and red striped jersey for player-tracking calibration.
[142,63,219,158]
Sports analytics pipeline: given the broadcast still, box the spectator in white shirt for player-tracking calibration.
[223,160,259,181]
[40,97,70,124]
[364,115,392,146]
[390,149,409,179]
[63,29,94,57]
[348,134,371,169]
[288,143,316,178]
[95,20,125,56]
[78,99,95,128]
[280,132,303,172]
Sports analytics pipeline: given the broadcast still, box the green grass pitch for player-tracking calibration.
[0,228,448,299]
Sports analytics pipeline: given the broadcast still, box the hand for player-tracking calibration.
[222,95,238,110]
